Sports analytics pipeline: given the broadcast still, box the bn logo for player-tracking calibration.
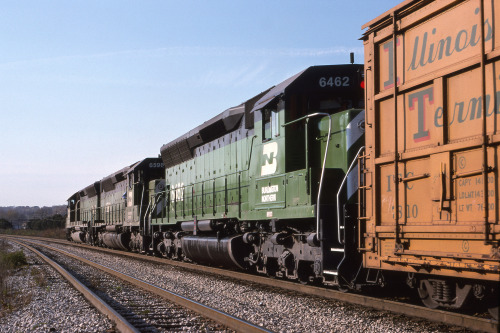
[261,142,278,176]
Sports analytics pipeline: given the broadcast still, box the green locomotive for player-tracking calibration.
[66,158,164,250]
[148,64,365,285]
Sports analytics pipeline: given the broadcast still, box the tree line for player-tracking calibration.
[0,214,66,230]
[0,206,66,230]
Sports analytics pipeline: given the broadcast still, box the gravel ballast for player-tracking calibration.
[37,244,233,332]
[24,239,471,333]
[0,241,114,333]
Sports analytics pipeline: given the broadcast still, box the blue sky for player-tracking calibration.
[0,0,402,207]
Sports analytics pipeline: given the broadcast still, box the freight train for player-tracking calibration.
[66,0,499,319]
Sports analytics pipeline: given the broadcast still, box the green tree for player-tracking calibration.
[0,218,13,229]
[27,214,65,230]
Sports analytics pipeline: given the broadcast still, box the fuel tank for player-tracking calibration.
[102,232,130,251]
[181,235,252,269]
[71,231,86,243]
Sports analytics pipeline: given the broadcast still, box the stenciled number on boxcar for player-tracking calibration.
[392,204,419,220]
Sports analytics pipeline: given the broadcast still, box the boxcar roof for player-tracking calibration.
[361,0,425,35]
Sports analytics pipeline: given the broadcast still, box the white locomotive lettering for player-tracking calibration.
[261,194,277,202]
[261,185,279,194]
[319,76,350,87]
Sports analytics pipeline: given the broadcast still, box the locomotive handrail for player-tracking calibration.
[145,194,159,242]
[245,134,257,171]
[138,183,145,230]
[336,146,365,245]
[283,112,332,241]
[142,200,152,236]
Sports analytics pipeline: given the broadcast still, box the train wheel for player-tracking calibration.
[417,280,440,309]
[488,305,499,320]
[264,257,278,278]
[486,286,499,320]
[297,261,313,285]
[418,279,472,310]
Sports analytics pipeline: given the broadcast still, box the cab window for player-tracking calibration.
[263,109,279,141]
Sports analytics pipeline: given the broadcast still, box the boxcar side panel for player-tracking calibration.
[363,0,500,281]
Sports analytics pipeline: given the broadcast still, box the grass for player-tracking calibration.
[0,239,26,290]
[0,239,30,315]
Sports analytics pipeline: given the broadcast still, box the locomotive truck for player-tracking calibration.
[67,0,499,319]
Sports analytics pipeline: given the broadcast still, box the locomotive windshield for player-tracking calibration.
[309,93,363,114]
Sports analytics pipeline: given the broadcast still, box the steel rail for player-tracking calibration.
[8,236,498,333]
[10,239,139,333]
[12,237,272,333]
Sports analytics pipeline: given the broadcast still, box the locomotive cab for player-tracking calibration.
[66,192,82,242]
[247,65,365,283]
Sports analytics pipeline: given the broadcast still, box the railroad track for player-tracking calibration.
[9,237,271,333]
[7,235,499,333]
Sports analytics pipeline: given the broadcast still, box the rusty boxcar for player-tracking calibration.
[362,0,499,315]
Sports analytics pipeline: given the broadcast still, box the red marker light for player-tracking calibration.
[360,80,365,89]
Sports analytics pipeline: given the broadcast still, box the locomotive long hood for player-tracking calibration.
[159,104,245,168]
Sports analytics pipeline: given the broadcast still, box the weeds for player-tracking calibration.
[30,267,48,287]
[0,244,30,315]
[0,239,10,252]
[0,250,28,295]
[1,251,28,269]
[0,229,65,317]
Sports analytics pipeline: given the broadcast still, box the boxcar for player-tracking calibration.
[362,0,499,314]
